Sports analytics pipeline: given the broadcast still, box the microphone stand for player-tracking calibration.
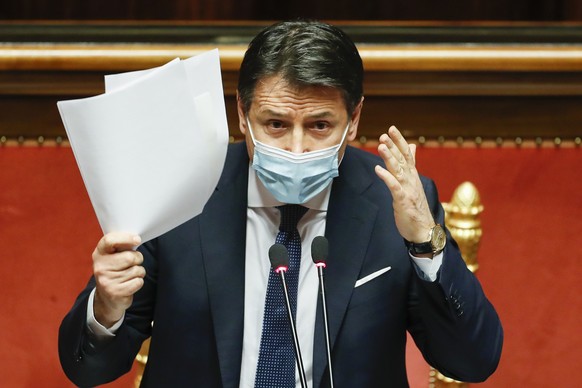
[311,236,334,387]
[316,263,334,388]
[278,269,308,388]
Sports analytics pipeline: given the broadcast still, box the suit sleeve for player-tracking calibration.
[407,177,503,382]
[58,240,158,387]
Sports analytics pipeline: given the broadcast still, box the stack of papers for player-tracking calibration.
[58,49,229,243]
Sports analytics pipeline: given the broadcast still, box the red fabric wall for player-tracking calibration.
[413,145,582,388]
[0,147,133,387]
[0,145,580,387]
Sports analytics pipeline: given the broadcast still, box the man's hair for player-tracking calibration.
[237,20,364,115]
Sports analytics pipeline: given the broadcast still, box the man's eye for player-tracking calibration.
[268,121,285,130]
[313,122,330,131]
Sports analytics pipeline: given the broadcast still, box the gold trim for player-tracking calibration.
[2,44,582,72]
[0,137,69,147]
[360,45,582,72]
[0,44,246,71]
[355,138,582,149]
[2,136,581,148]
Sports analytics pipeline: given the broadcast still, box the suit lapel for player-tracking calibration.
[200,143,249,388]
[313,147,380,387]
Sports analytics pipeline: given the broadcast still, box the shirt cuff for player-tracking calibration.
[86,288,124,338]
[409,251,444,282]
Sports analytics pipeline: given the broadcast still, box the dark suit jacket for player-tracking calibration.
[59,142,503,387]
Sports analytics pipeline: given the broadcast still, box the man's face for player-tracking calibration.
[237,75,362,161]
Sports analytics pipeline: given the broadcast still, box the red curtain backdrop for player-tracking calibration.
[0,144,580,387]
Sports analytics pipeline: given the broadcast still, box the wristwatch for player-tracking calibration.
[404,224,446,255]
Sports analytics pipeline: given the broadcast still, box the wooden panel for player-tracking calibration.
[1,0,582,21]
[0,0,253,20]
[2,81,581,143]
[1,23,581,144]
[358,95,582,140]
[250,0,564,21]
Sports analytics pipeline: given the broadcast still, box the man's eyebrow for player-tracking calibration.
[257,108,288,118]
[306,111,336,120]
[256,109,337,120]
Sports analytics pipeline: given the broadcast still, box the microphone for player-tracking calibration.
[311,236,334,388]
[268,244,308,388]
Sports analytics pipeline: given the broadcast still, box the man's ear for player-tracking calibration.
[236,91,248,135]
[347,97,364,142]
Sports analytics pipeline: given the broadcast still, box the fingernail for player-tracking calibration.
[133,235,142,245]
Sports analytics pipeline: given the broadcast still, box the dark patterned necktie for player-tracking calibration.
[255,205,308,388]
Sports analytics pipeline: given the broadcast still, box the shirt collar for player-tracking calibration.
[247,164,331,211]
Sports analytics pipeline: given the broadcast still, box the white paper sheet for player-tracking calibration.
[57,49,229,243]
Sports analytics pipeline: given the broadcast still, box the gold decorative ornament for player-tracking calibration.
[429,369,468,388]
[134,338,150,388]
[442,181,484,272]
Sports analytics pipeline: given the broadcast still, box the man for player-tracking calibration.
[59,20,503,387]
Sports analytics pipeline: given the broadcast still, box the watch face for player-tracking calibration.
[431,225,447,251]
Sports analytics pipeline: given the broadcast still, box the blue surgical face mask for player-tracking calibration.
[247,118,350,204]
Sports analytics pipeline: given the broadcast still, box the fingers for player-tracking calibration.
[409,143,417,163]
[92,232,146,306]
[97,270,145,299]
[94,232,142,270]
[375,165,404,201]
[390,126,414,165]
[94,249,143,271]
[377,126,416,189]
[96,232,141,255]
[95,257,146,282]
[379,126,415,166]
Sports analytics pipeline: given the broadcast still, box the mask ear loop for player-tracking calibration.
[337,121,351,165]
[246,117,258,145]
[339,121,350,147]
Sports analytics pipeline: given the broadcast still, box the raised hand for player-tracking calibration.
[374,126,436,246]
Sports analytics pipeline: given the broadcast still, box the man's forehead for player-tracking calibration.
[250,76,348,115]
[254,75,341,97]
[255,107,340,120]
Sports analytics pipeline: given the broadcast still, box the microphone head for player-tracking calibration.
[311,236,329,266]
[269,243,289,273]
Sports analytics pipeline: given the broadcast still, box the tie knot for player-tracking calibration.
[277,205,308,232]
